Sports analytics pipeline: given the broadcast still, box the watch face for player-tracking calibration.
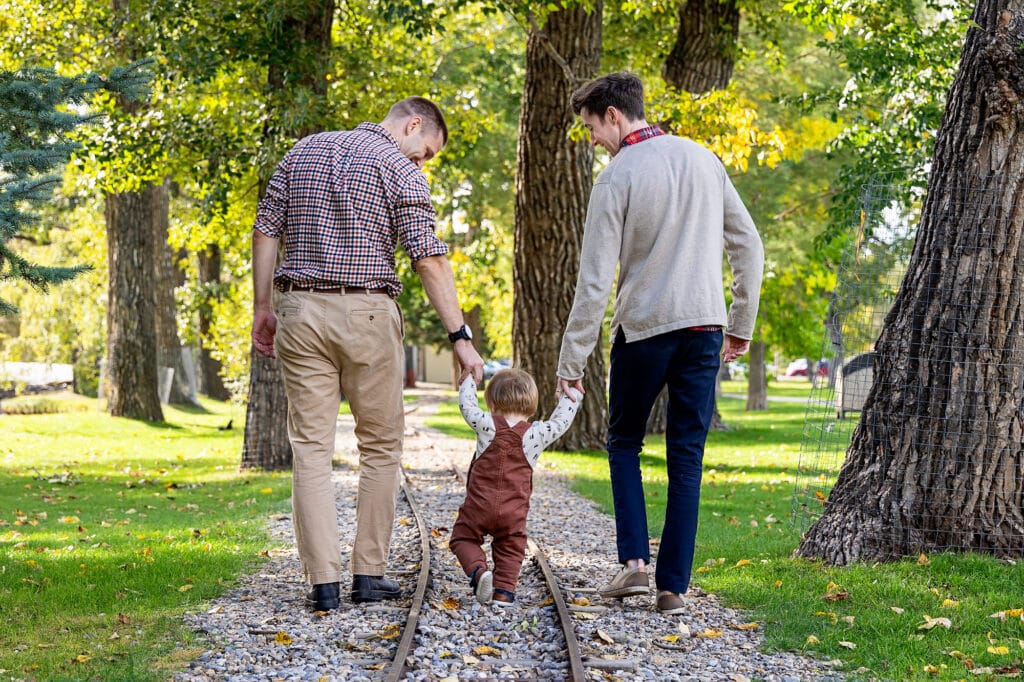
[463,325,473,340]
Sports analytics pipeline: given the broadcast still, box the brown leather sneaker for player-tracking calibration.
[597,566,651,598]
[656,591,686,615]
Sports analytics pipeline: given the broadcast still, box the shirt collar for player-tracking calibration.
[356,122,399,147]
[620,125,665,149]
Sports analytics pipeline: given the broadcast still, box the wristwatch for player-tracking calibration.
[447,324,473,343]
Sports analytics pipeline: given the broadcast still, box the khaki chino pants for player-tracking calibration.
[275,290,405,584]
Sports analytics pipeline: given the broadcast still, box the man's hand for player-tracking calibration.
[556,377,585,402]
[722,334,749,363]
[252,309,277,358]
[454,339,484,384]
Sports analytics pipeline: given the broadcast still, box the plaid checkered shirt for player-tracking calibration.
[253,122,449,298]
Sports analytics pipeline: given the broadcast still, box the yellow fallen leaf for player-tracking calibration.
[60,516,81,524]
[178,584,194,592]
[917,615,952,630]
[814,491,826,501]
[734,622,759,631]
[274,631,292,645]
[596,630,615,644]
[989,608,1024,620]
[922,664,939,674]
[74,654,92,663]
[696,628,723,638]
[572,597,591,607]
[442,597,460,610]
[696,566,710,574]
[260,488,273,494]
[574,611,598,620]
[538,597,554,607]
[380,624,401,640]
[773,580,783,588]
[735,559,752,568]
[815,611,838,624]
[838,641,857,649]
[806,635,820,645]
[365,662,386,671]
[941,599,958,608]
[662,634,680,642]
[987,645,1009,655]
[398,518,412,526]
[947,650,967,660]
[473,645,500,655]
[917,553,930,566]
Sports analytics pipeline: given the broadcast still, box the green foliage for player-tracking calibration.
[0,60,151,315]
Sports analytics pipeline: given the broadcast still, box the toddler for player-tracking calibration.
[449,368,583,605]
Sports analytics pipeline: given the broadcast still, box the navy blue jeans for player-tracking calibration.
[607,327,721,595]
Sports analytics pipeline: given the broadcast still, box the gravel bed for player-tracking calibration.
[177,392,844,681]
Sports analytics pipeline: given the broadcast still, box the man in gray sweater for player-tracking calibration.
[556,72,764,615]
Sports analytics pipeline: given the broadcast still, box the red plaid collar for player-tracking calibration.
[620,125,664,148]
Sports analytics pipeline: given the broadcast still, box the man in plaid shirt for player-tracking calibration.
[251,97,483,611]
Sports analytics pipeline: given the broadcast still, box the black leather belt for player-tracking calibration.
[279,282,388,295]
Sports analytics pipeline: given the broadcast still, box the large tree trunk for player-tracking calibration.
[198,245,230,400]
[663,0,740,92]
[105,187,163,421]
[152,179,198,405]
[241,0,334,470]
[514,2,605,451]
[746,339,768,410]
[797,4,1024,564]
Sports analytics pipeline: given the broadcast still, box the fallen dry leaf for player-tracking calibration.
[805,635,820,645]
[891,606,905,615]
[398,518,412,526]
[572,597,591,607]
[662,634,681,642]
[918,615,952,630]
[696,628,723,638]
[735,559,752,568]
[462,654,480,664]
[274,631,292,645]
[596,630,615,644]
[380,624,401,640]
[917,553,930,566]
[987,645,1009,655]
[365,662,386,671]
[538,597,554,607]
[838,641,857,649]
[734,622,759,631]
[678,622,691,637]
[442,597,460,610]
[922,664,939,674]
[473,645,500,655]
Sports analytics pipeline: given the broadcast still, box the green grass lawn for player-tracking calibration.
[428,395,1024,681]
[0,396,291,681]
[721,378,818,399]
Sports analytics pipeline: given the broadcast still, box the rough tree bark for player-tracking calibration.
[241,0,334,471]
[746,340,768,410]
[198,245,230,400]
[663,0,740,92]
[514,3,606,451]
[152,179,198,405]
[797,3,1024,564]
[105,186,163,420]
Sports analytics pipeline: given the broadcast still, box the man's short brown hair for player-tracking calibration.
[570,71,645,122]
[485,368,538,417]
[386,96,448,145]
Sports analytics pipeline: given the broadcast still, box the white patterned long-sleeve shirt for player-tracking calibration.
[458,377,583,468]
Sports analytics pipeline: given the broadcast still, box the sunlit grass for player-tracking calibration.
[0,397,291,681]
[428,394,1024,681]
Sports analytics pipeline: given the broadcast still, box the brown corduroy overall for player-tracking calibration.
[449,417,534,593]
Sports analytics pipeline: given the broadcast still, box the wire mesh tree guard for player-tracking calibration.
[792,173,1024,558]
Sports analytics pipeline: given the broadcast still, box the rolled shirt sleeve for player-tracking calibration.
[395,175,448,263]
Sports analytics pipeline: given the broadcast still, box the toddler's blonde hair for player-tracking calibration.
[485,368,538,417]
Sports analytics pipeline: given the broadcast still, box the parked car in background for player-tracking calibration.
[482,358,511,380]
[784,358,809,377]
